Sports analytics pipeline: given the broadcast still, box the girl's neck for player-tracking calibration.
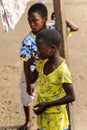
[48,55,62,66]
[32,24,47,35]
[44,55,62,75]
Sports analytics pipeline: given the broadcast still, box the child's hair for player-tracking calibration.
[28,3,48,18]
[36,29,62,48]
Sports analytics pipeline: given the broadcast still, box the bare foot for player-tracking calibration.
[19,121,33,130]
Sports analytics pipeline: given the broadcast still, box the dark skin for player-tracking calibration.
[51,12,79,31]
[26,39,75,115]
[21,12,47,128]
[24,12,47,95]
[28,12,47,35]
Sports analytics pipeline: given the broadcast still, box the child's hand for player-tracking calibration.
[33,102,47,115]
[28,54,36,66]
[30,86,35,96]
[51,12,56,20]
[27,84,35,96]
[26,53,40,66]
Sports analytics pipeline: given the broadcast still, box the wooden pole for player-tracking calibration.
[53,0,71,130]
[53,0,68,61]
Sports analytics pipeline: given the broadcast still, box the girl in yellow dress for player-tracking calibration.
[26,29,75,130]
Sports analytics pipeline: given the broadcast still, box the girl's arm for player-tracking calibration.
[47,83,75,107]
[33,83,75,115]
[66,18,79,31]
[23,58,38,95]
[24,59,38,84]
[24,62,38,82]
[51,12,79,31]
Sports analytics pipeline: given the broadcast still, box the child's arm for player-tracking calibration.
[24,56,38,81]
[23,61,34,96]
[66,18,79,31]
[23,53,38,95]
[51,12,79,31]
[47,83,75,106]
[24,60,38,96]
[33,83,75,115]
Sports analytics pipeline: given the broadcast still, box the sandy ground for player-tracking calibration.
[0,0,87,130]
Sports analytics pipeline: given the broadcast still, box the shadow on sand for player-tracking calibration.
[0,125,21,130]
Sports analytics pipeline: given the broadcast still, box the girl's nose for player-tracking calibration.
[31,22,34,26]
[30,21,35,27]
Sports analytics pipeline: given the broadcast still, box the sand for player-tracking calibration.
[0,0,87,130]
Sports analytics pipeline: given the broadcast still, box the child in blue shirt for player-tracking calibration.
[19,3,49,130]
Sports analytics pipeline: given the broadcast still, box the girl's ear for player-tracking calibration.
[44,16,48,21]
[50,45,56,54]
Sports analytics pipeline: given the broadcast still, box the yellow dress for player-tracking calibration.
[36,59,72,130]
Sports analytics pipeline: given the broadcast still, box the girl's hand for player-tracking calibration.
[33,102,47,115]
[27,54,36,66]
[30,85,35,96]
[27,84,35,96]
[51,12,56,20]
[26,53,40,67]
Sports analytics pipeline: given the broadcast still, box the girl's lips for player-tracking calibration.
[31,27,37,31]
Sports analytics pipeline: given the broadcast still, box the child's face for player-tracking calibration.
[28,12,47,34]
[36,39,52,60]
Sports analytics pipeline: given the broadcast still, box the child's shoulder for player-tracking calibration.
[21,32,36,48]
[20,32,37,61]
[22,32,35,43]
[47,22,55,29]
[47,22,67,30]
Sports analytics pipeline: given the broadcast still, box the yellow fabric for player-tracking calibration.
[37,110,69,130]
[20,57,28,61]
[36,58,72,130]
[67,27,72,37]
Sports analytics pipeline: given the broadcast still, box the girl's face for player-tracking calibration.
[36,39,52,60]
[28,12,47,34]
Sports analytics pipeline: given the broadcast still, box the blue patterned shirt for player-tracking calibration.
[20,23,70,61]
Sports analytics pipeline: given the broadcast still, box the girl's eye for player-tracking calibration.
[36,19,39,22]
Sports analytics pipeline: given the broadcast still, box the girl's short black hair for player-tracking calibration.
[28,3,48,18]
[36,29,62,48]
